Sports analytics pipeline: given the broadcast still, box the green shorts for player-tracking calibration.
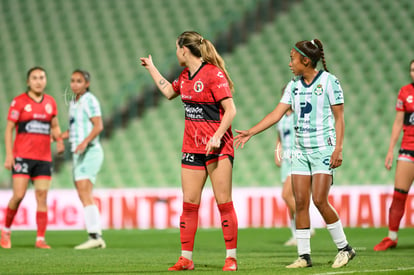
[72,144,104,184]
[280,158,292,182]
[291,147,334,176]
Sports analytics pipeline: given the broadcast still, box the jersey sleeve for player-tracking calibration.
[210,69,232,102]
[172,78,181,94]
[51,97,58,117]
[396,87,405,111]
[85,95,102,118]
[280,81,293,105]
[327,75,344,105]
[7,98,21,122]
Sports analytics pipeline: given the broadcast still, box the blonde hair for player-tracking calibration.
[177,31,234,92]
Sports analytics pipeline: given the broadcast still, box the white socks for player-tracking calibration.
[84,205,102,236]
[388,230,398,241]
[327,220,348,249]
[182,250,193,260]
[296,229,311,255]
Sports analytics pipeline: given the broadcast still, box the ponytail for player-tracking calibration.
[178,31,234,92]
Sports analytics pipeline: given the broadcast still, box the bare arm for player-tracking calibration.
[385,111,404,170]
[234,102,291,149]
[330,104,344,168]
[275,135,282,167]
[4,120,15,170]
[51,116,65,154]
[205,97,236,155]
[140,55,178,100]
[75,116,103,154]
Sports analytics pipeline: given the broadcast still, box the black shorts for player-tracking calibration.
[398,148,414,162]
[181,153,234,170]
[12,157,52,180]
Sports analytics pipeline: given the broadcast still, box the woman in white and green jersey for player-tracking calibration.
[61,70,106,250]
[235,39,355,269]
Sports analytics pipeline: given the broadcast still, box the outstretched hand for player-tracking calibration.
[140,55,154,69]
[234,129,252,149]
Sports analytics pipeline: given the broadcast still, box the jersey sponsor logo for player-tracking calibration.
[217,82,228,89]
[299,101,312,118]
[293,88,312,96]
[184,104,204,120]
[183,102,220,121]
[33,113,47,119]
[404,112,414,126]
[194,81,204,93]
[314,84,323,96]
[217,71,224,78]
[24,104,32,112]
[336,93,344,101]
[10,110,20,120]
[407,95,413,103]
[22,120,51,135]
[45,103,53,114]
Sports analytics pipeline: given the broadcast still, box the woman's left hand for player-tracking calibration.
[330,148,343,169]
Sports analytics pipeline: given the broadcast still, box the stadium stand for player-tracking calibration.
[0,0,413,188]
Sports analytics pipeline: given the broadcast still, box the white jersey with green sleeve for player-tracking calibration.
[69,92,102,152]
[280,70,344,153]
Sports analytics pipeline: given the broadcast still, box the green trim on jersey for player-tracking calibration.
[281,71,344,153]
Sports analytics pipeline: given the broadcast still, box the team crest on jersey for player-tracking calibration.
[314,84,323,96]
[407,95,413,104]
[24,104,32,112]
[194,81,204,93]
[45,103,53,114]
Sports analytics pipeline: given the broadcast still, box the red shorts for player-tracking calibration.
[181,153,234,170]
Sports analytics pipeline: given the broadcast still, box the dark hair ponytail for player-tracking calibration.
[294,39,329,72]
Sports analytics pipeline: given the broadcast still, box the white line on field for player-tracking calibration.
[314,266,414,275]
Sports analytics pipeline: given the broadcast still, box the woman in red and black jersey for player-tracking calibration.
[1,67,64,249]
[140,31,238,271]
[374,60,414,251]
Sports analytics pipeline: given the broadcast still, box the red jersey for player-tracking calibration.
[396,83,414,150]
[172,63,234,156]
[7,93,58,161]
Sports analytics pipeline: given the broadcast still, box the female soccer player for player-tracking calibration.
[140,31,238,271]
[374,60,414,251]
[60,70,105,249]
[235,39,355,268]
[1,67,64,249]
[274,106,297,246]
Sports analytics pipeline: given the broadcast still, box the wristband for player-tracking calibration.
[56,137,63,142]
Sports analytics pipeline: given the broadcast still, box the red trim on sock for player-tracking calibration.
[180,202,200,251]
[389,189,408,232]
[36,211,48,238]
[5,207,18,228]
[218,201,238,250]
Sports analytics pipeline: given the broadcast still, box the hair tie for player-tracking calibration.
[200,37,204,44]
[310,39,317,47]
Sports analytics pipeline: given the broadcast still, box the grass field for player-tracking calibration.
[0,227,413,274]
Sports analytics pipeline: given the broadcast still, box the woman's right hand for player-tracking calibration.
[140,55,154,69]
[234,129,252,149]
[384,151,394,170]
[4,154,14,170]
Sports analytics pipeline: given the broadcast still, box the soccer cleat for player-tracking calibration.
[74,238,106,249]
[286,254,312,268]
[168,256,194,271]
[0,230,11,249]
[35,240,51,249]
[374,237,397,251]
[284,237,297,246]
[332,246,356,268]
[222,257,238,271]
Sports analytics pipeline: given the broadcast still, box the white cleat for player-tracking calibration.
[286,255,312,268]
[74,238,106,250]
[284,237,297,246]
[332,247,356,268]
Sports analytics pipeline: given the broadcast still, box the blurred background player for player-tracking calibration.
[140,31,238,271]
[1,66,64,249]
[274,93,297,246]
[235,39,355,268]
[60,69,105,249]
[374,60,414,251]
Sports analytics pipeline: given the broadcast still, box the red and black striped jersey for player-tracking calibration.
[396,83,414,150]
[7,92,58,161]
[172,63,234,156]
